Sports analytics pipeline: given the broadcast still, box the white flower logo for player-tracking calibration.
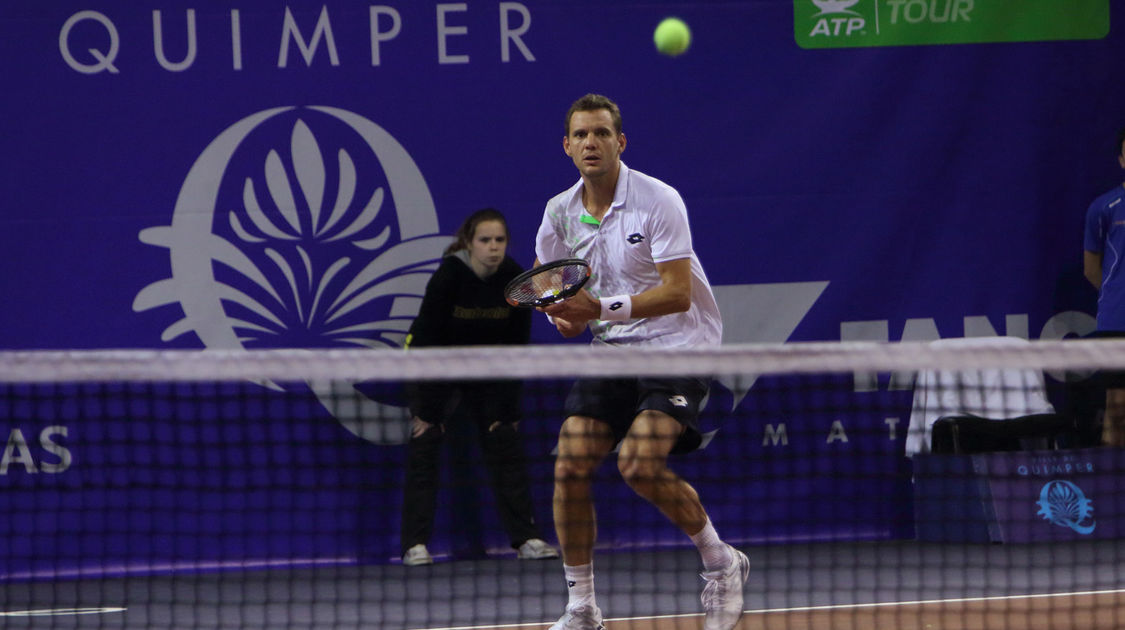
[133,106,448,443]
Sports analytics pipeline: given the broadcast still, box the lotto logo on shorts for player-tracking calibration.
[669,395,688,407]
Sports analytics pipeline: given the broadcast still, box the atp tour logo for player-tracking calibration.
[1036,480,1096,535]
[807,0,866,37]
[133,106,449,444]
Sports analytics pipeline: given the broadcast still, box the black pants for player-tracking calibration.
[400,381,542,555]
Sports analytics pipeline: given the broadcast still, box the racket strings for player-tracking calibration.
[510,273,566,303]
[505,260,590,307]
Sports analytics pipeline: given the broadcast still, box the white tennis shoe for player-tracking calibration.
[402,544,433,566]
[517,538,560,560]
[548,604,605,630]
[700,545,750,630]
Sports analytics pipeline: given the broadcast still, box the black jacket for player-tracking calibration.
[407,253,531,348]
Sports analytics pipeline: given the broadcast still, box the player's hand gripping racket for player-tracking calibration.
[504,258,591,308]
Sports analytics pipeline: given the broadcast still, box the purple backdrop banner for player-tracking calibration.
[2,1,1122,577]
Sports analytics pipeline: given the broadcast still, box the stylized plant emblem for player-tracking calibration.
[219,119,435,348]
[134,107,447,443]
[1037,480,1096,535]
[135,110,446,351]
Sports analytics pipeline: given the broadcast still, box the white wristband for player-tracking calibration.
[599,295,632,321]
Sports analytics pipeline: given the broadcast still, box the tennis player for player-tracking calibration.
[535,94,748,630]
[400,208,558,566]
[1083,127,1125,447]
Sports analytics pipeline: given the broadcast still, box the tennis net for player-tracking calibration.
[1,338,1124,629]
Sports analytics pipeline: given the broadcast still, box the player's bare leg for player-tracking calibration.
[617,410,706,532]
[1104,388,1125,447]
[619,410,749,630]
[553,415,614,564]
[549,416,614,630]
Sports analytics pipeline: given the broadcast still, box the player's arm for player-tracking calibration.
[1085,250,1103,290]
[542,257,692,323]
[634,257,692,315]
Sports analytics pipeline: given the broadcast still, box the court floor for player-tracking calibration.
[2,539,1123,629]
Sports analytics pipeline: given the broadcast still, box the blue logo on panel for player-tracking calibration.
[1036,480,1096,534]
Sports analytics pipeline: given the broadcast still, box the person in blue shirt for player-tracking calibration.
[1083,127,1125,447]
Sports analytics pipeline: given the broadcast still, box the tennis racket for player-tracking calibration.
[504,258,591,307]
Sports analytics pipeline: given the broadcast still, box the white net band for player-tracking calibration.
[2,338,1124,382]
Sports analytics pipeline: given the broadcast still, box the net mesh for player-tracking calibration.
[1,339,1124,629]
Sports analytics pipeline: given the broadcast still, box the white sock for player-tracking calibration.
[691,519,733,572]
[563,563,595,609]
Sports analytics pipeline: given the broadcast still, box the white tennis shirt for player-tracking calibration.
[535,162,722,347]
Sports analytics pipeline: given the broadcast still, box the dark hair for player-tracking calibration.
[1117,127,1125,157]
[445,207,510,255]
[565,93,623,136]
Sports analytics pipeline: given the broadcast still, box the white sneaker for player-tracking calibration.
[548,604,605,630]
[402,544,433,566]
[700,545,749,630]
[517,538,560,560]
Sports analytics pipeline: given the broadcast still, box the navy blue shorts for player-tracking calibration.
[562,377,710,454]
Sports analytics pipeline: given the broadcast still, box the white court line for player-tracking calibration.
[1,556,351,582]
[0,607,127,617]
[415,587,1125,630]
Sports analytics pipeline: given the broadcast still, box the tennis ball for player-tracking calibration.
[654,17,691,57]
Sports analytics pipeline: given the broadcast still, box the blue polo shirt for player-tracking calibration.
[1085,184,1125,331]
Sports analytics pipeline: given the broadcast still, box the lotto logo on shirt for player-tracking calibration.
[627,233,645,244]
